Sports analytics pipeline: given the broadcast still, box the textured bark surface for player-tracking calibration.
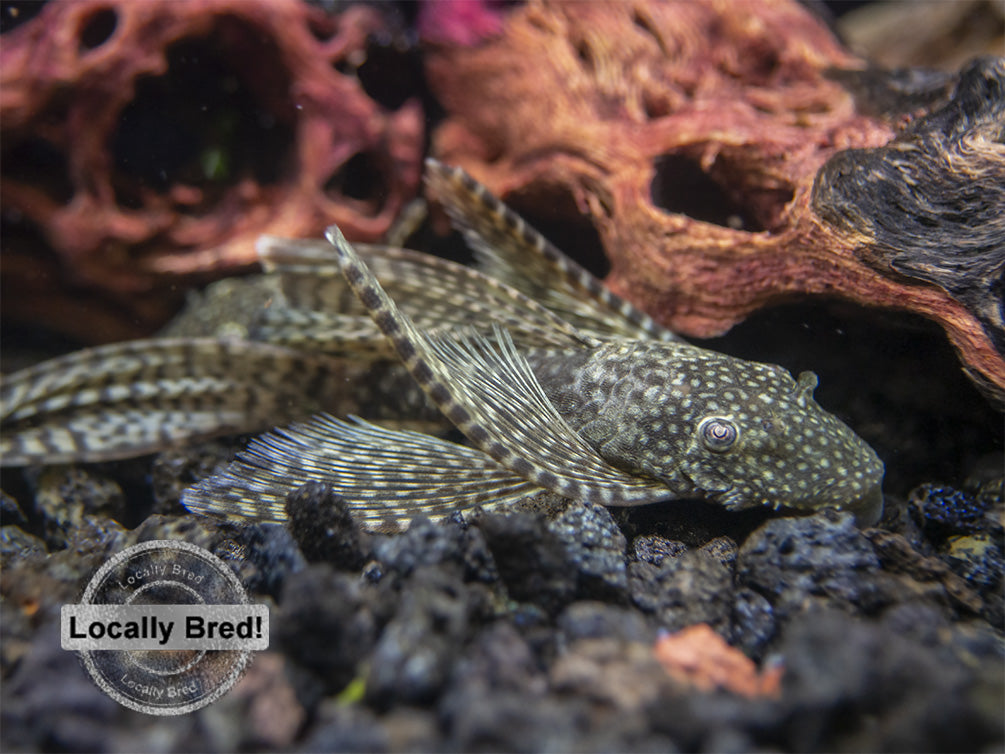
[425,0,1005,402]
[1,0,423,341]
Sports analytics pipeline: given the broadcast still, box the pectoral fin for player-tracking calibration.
[425,159,683,343]
[182,414,538,531]
[327,224,671,507]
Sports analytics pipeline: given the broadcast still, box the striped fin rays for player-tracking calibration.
[183,225,672,529]
[2,159,677,529]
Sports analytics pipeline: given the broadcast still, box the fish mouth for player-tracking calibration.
[783,480,885,526]
[837,482,884,527]
[703,478,885,526]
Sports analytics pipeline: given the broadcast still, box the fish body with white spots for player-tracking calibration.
[0,160,884,530]
[527,341,883,520]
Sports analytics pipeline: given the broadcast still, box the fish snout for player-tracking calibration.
[840,481,884,526]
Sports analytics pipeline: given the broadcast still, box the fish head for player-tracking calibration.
[665,356,885,525]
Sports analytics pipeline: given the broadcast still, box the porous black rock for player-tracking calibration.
[124,510,304,600]
[0,525,45,568]
[366,565,486,708]
[127,512,240,551]
[0,489,29,528]
[557,601,656,644]
[228,522,306,599]
[475,504,630,614]
[546,503,628,600]
[776,609,1002,752]
[629,549,734,633]
[645,683,781,753]
[549,638,683,745]
[699,535,739,568]
[944,531,1004,593]
[879,601,953,648]
[943,532,1005,626]
[30,467,125,549]
[476,511,580,615]
[300,703,390,753]
[0,622,123,753]
[439,618,551,747]
[286,481,371,570]
[737,511,882,617]
[909,482,992,538]
[446,620,544,696]
[371,514,498,584]
[631,534,688,566]
[275,563,378,697]
[730,587,776,660]
[443,689,585,753]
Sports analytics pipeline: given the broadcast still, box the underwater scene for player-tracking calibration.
[1,0,1003,751]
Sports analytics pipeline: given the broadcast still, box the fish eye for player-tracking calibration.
[698,416,739,452]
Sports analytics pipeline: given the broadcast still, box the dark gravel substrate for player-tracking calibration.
[2,300,1003,753]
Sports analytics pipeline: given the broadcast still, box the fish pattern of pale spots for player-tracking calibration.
[1,160,885,531]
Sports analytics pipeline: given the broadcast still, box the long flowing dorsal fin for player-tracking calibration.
[424,158,683,343]
[255,237,595,353]
[327,224,670,507]
[183,414,538,531]
[0,339,342,465]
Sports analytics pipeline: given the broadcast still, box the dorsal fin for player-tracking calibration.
[424,158,683,343]
[254,236,594,354]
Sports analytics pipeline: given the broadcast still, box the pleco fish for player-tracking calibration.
[1,160,885,530]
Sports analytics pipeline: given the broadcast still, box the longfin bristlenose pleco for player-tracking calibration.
[1,160,885,530]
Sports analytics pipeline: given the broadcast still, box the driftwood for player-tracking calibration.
[425,0,1005,403]
[0,0,423,341]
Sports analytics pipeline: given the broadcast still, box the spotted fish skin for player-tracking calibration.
[186,217,882,530]
[527,341,885,518]
[2,158,886,529]
[0,339,347,465]
[186,162,881,528]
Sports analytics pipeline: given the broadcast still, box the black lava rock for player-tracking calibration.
[631,534,688,566]
[0,489,29,528]
[444,620,545,698]
[699,535,739,568]
[943,531,1005,626]
[0,525,45,568]
[366,566,483,708]
[0,622,123,752]
[30,467,126,549]
[730,587,776,660]
[777,609,1002,752]
[910,482,991,538]
[557,601,656,644]
[372,515,498,584]
[477,511,580,615]
[629,549,734,633]
[299,702,390,753]
[737,511,882,617]
[546,503,628,600]
[286,481,371,570]
[276,564,378,697]
[229,521,307,599]
[445,687,586,753]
